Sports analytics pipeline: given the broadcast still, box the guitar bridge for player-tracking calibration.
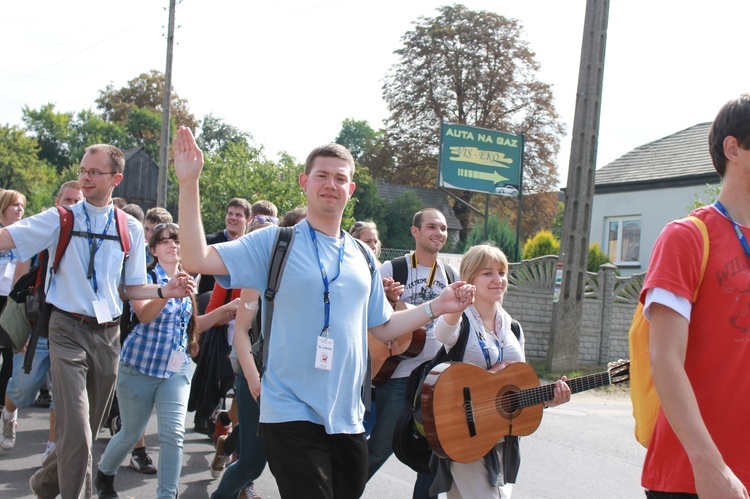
[463,387,477,437]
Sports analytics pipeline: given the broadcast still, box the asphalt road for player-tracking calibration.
[0,385,646,498]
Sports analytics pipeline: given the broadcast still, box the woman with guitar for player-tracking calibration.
[431,244,571,498]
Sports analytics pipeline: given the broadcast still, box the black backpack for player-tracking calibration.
[392,316,522,475]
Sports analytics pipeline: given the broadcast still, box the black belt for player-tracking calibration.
[52,306,121,327]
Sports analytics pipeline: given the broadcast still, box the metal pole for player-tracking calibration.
[157,0,176,208]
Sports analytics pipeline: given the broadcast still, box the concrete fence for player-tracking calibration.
[503,255,643,364]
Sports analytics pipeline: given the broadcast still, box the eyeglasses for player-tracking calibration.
[251,215,278,225]
[153,222,179,232]
[77,169,117,178]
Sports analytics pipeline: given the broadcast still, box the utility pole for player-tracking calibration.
[547,0,610,372]
[157,0,176,208]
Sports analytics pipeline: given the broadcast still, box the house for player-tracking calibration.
[376,182,462,245]
[112,146,160,210]
[590,123,720,276]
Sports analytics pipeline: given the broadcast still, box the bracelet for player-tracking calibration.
[425,300,436,320]
[157,287,164,299]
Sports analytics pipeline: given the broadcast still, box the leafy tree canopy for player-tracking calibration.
[463,215,518,262]
[0,124,57,213]
[198,113,253,155]
[380,4,565,240]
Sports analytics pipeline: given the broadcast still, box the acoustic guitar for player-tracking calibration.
[421,360,630,463]
[368,328,426,387]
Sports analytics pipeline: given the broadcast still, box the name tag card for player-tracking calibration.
[315,336,334,371]
[92,299,113,323]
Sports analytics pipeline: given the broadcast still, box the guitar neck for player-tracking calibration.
[519,371,612,409]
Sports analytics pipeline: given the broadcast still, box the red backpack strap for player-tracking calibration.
[114,207,131,254]
[51,206,75,274]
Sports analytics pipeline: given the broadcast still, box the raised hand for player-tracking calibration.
[173,126,204,183]
[432,281,475,316]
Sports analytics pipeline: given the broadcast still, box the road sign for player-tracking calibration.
[438,122,524,196]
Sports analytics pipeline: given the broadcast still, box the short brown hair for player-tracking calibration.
[280,207,306,227]
[56,180,82,197]
[251,200,278,217]
[304,143,355,177]
[145,207,173,225]
[227,198,251,218]
[85,144,125,173]
[413,208,443,229]
[708,93,750,178]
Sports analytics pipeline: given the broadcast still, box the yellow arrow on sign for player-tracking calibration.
[457,168,508,184]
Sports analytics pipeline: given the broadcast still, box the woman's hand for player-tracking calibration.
[545,376,571,408]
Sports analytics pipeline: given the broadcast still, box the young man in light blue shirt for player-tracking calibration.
[173,126,475,499]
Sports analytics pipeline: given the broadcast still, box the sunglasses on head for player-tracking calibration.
[153,222,178,232]
[353,221,366,228]
[251,215,278,225]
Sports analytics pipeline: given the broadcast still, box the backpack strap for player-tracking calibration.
[391,255,408,285]
[686,215,709,298]
[260,227,296,374]
[443,262,456,285]
[446,313,471,362]
[51,206,75,274]
[352,238,376,276]
[510,319,522,341]
[51,205,131,274]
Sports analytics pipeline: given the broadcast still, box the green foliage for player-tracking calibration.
[551,201,564,238]
[381,191,423,249]
[0,125,58,214]
[170,142,306,234]
[522,230,560,260]
[197,113,252,155]
[349,166,385,230]
[463,216,519,262]
[335,118,379,163]
[587,242,612,272]
[686,183,721,213]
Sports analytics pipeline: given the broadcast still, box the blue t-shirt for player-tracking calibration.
[215,220,391,434]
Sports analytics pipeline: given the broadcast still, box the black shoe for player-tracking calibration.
[95,469,118,499]
[193,417,209,434]
[35,390,52,409]
[130,447,157,474]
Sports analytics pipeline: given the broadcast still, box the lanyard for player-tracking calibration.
[714,201,750,258]
[82,205,115,295]
[308,225,345,337]
[468,306,501,369]
[411,252,437,288]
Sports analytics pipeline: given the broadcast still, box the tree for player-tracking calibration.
[335,119,379,163]
[96,70,197,130]
[381,4,565,240]
[462,215,518,261]
[381,191,424,249]
[197,113,252,155]
[169,142,306,234]
[21,103,74,172]
[0,125,57,213]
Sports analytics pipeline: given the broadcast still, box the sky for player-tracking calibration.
[3,0,750,189]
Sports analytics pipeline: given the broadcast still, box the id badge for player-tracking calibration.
[167,350,186,372]
[92,299,114,324]
[3,260,15,280]
[315,336,334,371]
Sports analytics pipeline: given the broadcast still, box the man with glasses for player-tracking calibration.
[0,144,194,498]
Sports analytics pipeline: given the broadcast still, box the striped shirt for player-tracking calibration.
[120,263,193,378]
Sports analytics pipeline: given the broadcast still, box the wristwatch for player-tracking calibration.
[425,300,436,320]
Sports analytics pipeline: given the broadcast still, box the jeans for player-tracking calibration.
[366,377,408,478]
[7,337,52,409]
[211,371,266,499]
[98,362,191,499]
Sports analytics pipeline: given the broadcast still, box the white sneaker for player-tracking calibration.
[238,483,261,499]
[42,441,56,464]
[1,417,17,450]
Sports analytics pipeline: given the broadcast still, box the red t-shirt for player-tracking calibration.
[640,205,750,492]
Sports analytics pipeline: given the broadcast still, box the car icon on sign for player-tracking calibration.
[494,183,519,196]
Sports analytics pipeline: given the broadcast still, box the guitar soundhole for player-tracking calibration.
[497,386,521,418]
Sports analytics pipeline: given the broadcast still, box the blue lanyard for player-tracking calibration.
[308,225,345,337]
[469,306,501,369]
[82,205,115,296]
[714,201,750,258]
